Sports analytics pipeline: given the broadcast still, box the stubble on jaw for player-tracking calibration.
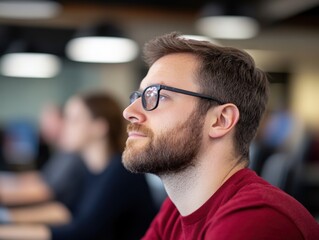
[122,109,205,176]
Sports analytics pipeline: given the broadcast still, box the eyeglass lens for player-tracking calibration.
[144,86,159,110]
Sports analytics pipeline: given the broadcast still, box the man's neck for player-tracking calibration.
[82,140,111,174]
[160,152,245,216]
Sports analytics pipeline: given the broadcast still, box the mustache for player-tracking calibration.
[127,123,153,136]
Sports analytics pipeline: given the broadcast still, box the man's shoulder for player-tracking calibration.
[222,168,306,210]
[222,172,307,214]
[206,203,306,240]
[212,171,319,240]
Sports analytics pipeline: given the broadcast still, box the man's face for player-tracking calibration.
[39,106,63,146]
[60,97,97,153]
[123,53,207,175]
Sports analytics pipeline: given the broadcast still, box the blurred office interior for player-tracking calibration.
[0,0,318,217]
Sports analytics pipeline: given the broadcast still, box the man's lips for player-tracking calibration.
[127,131,147,138]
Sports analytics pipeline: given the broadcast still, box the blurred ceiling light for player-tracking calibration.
[180,35,220,45]
[197,16,259,39]
[197,3,260,39]
[0,0,61,19]
[66,37,139,63]
[0,53,61,78]
[66,22,139,63]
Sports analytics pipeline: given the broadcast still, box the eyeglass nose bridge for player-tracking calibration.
[129,91,143,105]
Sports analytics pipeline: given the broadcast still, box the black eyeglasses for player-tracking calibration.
[129,84,224,111]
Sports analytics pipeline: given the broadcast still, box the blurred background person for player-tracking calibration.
[0,104,87,207]
[0,104,62,171]
[0,92,157,240]
[37,104,64,168]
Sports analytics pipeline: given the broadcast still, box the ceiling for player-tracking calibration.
[0,0,318,70]
[54,0,319,25]
[0,0,317,27]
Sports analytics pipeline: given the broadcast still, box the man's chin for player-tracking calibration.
[122,155,143,173]
[122,145,145,170]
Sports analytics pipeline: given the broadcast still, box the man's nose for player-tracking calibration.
[123,98,146,124]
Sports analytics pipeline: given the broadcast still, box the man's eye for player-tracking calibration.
[159,95,168,101]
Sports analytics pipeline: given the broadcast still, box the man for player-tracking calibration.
[122,32,319,239]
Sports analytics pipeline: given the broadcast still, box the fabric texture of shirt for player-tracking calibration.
[41,152,87,208]
[50,154,157,240]
[143,168,319,240]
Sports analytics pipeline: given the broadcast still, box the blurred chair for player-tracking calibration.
[294,133,319,216]
[260,153,289,189]
[250,109,300,175]
[260,131,319,217]
[260,130,310,192]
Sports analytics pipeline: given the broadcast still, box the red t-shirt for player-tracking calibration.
[143,168,319,240]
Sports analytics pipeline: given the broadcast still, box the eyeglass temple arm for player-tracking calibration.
[160,85,224,104]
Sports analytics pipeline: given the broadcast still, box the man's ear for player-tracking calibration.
[208,104,240,139]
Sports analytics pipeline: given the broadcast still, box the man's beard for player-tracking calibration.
[122,110,204,175]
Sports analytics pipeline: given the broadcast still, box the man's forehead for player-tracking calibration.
[139,53,199,91]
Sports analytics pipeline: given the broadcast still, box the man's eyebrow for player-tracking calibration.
[138,82,167,92]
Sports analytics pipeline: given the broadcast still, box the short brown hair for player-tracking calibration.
[143,32,269,160]
[80,92,125,153]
